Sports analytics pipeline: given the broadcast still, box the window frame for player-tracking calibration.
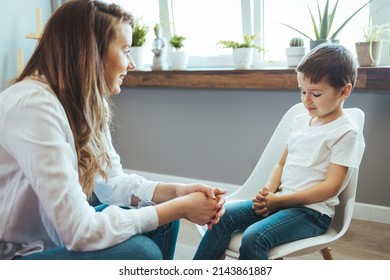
[159,0,388,69]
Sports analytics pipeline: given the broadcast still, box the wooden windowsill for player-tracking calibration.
[123,66,390,91]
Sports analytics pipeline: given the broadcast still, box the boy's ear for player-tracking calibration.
[341,83,352,100]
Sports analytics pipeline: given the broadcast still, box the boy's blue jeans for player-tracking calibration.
[16,204,180,260]
[194,200,331,260]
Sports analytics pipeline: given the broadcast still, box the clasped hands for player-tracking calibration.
[252,186,280,217]
[178,183,227,230]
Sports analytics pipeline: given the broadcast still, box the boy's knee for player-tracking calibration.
[239,232,269,260]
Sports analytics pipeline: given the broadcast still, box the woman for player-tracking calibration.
[0,0,225,260]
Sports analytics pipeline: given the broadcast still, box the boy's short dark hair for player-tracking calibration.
[296,43,358,89]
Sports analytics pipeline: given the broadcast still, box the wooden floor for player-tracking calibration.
[174,218,390,260]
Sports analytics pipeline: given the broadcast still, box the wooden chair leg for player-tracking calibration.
[320,247,333,260]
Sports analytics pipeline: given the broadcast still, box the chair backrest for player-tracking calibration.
[329,107,365,234]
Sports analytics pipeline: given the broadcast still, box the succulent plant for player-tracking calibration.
[289,37,304,47]
[280,0,372,41]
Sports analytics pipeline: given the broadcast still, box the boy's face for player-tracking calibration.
[297,72,351,125]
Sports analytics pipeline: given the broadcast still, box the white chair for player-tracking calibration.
[196,103,365,260]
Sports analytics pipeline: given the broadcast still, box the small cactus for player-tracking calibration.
[289,37,304,47]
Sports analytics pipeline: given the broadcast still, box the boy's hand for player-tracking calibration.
[252,187,270,216]
[254,189,282,217]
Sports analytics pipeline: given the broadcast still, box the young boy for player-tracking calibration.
[194,43,365,260]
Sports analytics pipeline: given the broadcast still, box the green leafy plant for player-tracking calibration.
[169,34,186,50]
[280,0,373,41]
[289,37,304,47]
[217,34,263,52]
[132,19,149,47]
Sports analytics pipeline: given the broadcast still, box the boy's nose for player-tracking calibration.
[302,94,312,105]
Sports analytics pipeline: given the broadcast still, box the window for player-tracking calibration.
[263,0,370,62]
[168,0,243,67]
[104,0,389,68]
[101,0,160,65]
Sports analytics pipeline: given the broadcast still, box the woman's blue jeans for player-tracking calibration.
[194,200,331,260]
[16,204,180,260]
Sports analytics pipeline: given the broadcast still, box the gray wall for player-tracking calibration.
[111,87,390,208]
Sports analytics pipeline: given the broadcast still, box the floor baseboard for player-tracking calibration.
[124,169,390,225]
[353,203,390,224]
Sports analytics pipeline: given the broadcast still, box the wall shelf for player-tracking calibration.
[123,66,390,91]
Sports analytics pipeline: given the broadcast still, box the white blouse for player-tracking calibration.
[0,78,159,259]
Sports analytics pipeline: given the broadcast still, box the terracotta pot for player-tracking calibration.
[355,41,382,66]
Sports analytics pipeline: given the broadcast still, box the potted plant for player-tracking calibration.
[355,22,390,66]
[285,37,306,67]
[131,18,149,70]
[217,34,263,69]
[279,0,373,50]
[169,34,188,70]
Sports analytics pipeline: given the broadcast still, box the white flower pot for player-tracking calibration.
[130,46,145,70]
[285,46,307,67]
[233,48,254,69]
[169,50,189,70]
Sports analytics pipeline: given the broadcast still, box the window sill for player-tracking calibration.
[123,66,390,90]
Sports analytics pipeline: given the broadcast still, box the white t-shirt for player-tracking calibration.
[278,113,365,217]
[0,78,159,259]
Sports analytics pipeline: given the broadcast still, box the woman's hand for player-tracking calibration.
[176,183,227,229]
[175,183,227,199]
[153,182,227,227]
[207,193,226,230]
[180,192,221,225]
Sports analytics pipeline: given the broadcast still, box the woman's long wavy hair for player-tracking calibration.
[16,0,134,198]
